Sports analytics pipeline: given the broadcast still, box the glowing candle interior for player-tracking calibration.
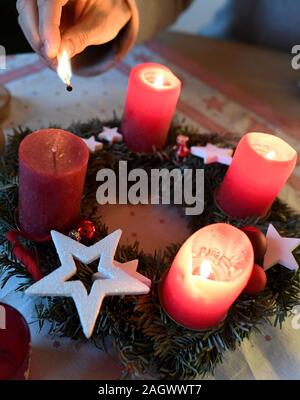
[153,74,164,88]
[121,63,181,153]
[197,259,213,279]
[216,132,297,219]
[160,223,254,330]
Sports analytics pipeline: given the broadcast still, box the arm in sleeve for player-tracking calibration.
[72,0,193,76]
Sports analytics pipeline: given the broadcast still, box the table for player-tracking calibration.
[0,32,300,380]
[159,32,300,124]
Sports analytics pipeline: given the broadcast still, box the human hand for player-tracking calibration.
[16,0,132,67]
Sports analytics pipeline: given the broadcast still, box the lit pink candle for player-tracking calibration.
[121,63,181,153]
[216,132,297,219]
[160,224,254,330]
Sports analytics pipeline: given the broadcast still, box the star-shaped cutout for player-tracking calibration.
[98,127,123,144]
[264,224,300,271]
[191,143,233,165]
[26,230,151,338]
[82,136,103,153]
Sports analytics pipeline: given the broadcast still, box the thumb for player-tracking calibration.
[61,28,92,59]
[37,0,68,59]
[60,17,119,58]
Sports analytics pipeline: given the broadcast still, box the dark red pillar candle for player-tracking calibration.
[121,63,181,153]
[19,129,89,241]
[0,303,31,380]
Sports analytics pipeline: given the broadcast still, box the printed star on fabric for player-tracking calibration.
[203,96,225,112]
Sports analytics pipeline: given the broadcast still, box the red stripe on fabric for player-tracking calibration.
[146,40,300,140]
[176,102,226,134]
[0,60,45,84]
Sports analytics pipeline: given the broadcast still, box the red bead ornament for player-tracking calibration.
[244,264,267,295]
[175,135,190,158]
[241,226,267,262]
[76,220,96,242]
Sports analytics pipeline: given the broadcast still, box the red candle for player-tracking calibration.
[0,303,31,380]
[19,129,89,241]
[160,224,254,330]
[121,63,181,153]
[216,132,297,219]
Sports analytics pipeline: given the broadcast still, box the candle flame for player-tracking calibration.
[57,50,72,86]
[266,150,276,160]
[154,74,164,89]
[199,260,212,279]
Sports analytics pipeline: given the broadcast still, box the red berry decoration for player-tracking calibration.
[244,264,267,295]
[241,226,267,262]
[77,220,96,242]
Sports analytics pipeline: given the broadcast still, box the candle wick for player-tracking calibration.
[52,148,57,172]
[51,136,60,170]
[51,145,57,154]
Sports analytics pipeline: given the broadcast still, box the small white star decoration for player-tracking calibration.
[82,136,103,153]
[26,230,151,338]
[191,143,233,165]
[98,126,123,144]
[264,224,300,272]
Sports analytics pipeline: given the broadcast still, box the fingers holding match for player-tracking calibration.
[37,0,69,60]
[17,0,41,54]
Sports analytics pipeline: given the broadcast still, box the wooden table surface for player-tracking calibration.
[159,31,300,126]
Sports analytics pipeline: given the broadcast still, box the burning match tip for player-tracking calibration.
[66,84,73,92]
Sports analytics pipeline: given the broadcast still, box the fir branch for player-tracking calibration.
[0,119,299,379]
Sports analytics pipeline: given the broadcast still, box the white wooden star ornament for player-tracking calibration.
[264,224,300,272]
[191,143,233,165]
[82,136,103,153]
[98,126,123,144]
[26,230,151,338]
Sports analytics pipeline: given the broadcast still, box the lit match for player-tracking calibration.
[57,50,73,92]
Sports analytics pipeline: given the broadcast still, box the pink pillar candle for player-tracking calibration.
[0,303,31,380]
[121,63,181,153]
[19,129,89,241]
[216,132,297,219]
[160,223,254,330]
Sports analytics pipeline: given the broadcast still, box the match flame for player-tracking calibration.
[199,260,212,279]
[266,150,276,160]
[154,74,164,89]
[57,50,72,86]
